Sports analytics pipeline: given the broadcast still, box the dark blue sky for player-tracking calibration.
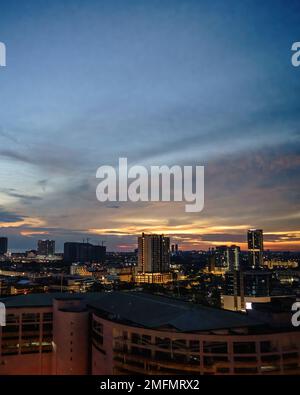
[0,0,300,251]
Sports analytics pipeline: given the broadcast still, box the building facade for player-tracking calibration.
[37,240,55,256]
[64,242,106,263]
[0,292,300,375]
[137,233,170,273]
[0,237,8,255]
[248,229,264,269]
[209,245,240,272]
[223,270,272,311]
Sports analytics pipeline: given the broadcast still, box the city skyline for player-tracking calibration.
[0,0,300,252]
[0,228,299,254]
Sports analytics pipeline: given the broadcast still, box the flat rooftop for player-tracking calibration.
[88,292,262,332]
[0,292,101,308]
[1,291,262,332]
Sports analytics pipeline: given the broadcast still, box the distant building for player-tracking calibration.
[1,292,300,375]
[0,237,8,255]
[223,270,272,311]
[171,243,179,254]
[137,233,170,273]
[134,272,173,284]
[64,242,106,263]
[37,240,55,256]
[209,245,240,272]
[70,263,91,276]
[263,260,298,270]
[248,229,264,268]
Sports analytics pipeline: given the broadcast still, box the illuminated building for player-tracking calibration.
[70,263,91,276]
[0,292,300,375]
[208,245,240,272]
[263,260,298,270]
[137,233,170,273]
[133,272,173,284]
[248,229,264,269]
[222,270,272,311]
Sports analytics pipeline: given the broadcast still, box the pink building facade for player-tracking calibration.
[0,292,300,375]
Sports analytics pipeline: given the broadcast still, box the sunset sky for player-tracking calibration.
[0,0,300,252]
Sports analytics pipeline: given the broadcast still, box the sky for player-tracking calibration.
[0,0,300,252]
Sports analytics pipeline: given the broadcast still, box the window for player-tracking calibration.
[172,339,186,351]
[141,335,151,345]
[204,341,228,354]
[131,346,151,358]
[92,320,104,349]
[22,313,40,323]
[155,351,172,361]
[131,333,141,344]
[173,353,186,363]
[260,341,272,353]
[155,337,171,349]
[92,320,103,334]
[189,340,200,353]
[42,312,53,322]
[233,342,256,354]
[204,356,228,367]
[234,356,257,362]
[234,367,257,374]
[6,314,19,324]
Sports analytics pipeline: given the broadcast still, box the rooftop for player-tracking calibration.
[1,291,262,332]
[88,292,262,332]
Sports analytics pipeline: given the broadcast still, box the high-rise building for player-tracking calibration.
[223,270,272,311]
[64,242,106,263]
[248,229,264,268]
[211,245,240,271]
[0,237,8,255]
[227,245,240,271]
[37,240,55,256]
[137,233,170,273]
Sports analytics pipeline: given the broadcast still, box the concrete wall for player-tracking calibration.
[52,298,89,375]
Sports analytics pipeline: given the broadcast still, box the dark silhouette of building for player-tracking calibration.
[0,237,8,255]
[37,239,55,256]
[64,242,106,263]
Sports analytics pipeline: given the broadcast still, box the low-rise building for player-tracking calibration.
[0,292,300,375]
